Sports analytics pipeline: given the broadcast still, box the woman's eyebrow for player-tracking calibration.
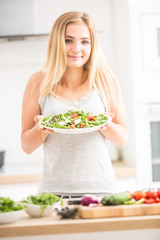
[65,35,90,40]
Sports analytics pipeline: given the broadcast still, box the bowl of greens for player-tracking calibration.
[21,193,62,218]
[0,197,24,224]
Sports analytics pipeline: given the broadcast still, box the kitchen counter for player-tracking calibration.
[0,212,160,238]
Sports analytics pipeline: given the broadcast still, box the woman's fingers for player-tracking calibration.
[103,112,114,118]
[34,115,43,123]
[100,125,107,130]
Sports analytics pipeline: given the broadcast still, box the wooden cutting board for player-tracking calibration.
[78,203,160,219]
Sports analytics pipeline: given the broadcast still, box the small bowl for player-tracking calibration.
[0,210,24,224]
[24,201,62,218]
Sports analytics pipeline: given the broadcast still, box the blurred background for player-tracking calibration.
[0,0,160,199]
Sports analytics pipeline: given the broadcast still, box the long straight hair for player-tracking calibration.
[39,11,125,120]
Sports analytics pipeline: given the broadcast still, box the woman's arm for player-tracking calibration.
[21,72,49,154]
[100,109,128,148]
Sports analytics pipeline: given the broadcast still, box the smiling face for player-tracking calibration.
[65,22,91,69]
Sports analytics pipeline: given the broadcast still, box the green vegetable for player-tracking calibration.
[0,197,24,212]
[135,198,145,204]
[21,193,62,206]
[101,193,112,205]
[124,198,136,205]
[21,193,62,218]
[109,192,132,205]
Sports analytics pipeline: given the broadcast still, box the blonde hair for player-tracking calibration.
[39,11,125,121]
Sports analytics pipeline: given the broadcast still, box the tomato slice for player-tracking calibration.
[144,198,156,204]
[80,123,86,128]
[70,124,75,129]
[86,115,95,121]
[70,113,78,119]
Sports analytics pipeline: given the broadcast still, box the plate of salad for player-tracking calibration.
[39,109,113,134]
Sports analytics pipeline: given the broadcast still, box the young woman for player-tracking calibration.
[21,11,128,197]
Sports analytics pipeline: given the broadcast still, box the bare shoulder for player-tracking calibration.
[25,71,44,96]
[27,71,44,86]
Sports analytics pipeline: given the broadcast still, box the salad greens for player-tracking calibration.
[0,197,24,212]
[40,109,108,129]
[21,193,62,207]
[21,193,62,217]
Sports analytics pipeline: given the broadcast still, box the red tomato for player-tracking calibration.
[70,113,78,119]
[146,191,158,199]
[155,197,160,203]
[133,191,147,201]
[157,190,160,198]
[80,123,86,128]
[70,124,75,129]
[86,115,95,121]
[144,198,156,204]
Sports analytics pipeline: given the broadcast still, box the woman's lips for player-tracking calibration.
[68,55,82,60]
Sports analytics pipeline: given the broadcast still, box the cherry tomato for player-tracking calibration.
[144,198,156,204]
[86,115,95,121]
[80,123,86,128]
[146,191,158,199]
[70,113,78,119]
[155,197,160,203]
[157,190,160,198]
[133,191,147,201]
[70,124,75,129]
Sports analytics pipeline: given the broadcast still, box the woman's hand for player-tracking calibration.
[34,115,55,141]
[34,115,53,133]
[100,112,114,130]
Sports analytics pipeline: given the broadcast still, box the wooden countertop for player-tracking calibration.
[0,161,136,184]
[0,212,160,238]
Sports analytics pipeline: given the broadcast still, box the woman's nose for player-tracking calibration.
[72,43,81,53]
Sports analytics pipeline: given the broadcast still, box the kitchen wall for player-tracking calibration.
[0,0,120,173]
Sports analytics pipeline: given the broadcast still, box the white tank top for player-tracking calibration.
[38,90,116,195]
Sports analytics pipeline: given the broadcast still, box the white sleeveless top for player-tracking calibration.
[38,90,116,195]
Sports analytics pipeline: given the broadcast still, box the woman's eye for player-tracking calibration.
[65,39,72,44]
[82,41,90,45]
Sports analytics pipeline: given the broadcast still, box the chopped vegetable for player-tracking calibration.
[124,198,136,205]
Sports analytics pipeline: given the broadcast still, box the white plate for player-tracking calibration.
[23,201,62,218]
[39,115,112,134]
[0,210,24,224]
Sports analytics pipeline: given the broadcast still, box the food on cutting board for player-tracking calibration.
[40,109,109,129]
[133,189,160,204]
[101,189,160,206]
[81,194,99,206]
